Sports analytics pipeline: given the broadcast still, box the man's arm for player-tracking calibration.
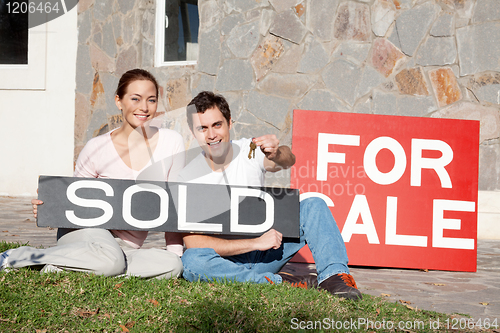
[253,135,296,172]
[183,229,283,257]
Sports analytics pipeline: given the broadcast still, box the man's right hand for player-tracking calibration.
[31,199,43,218]
[253,229,283,251]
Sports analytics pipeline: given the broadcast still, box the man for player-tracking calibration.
[178,91,362,300]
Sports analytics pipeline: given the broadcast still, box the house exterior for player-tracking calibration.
[1,0,499,238]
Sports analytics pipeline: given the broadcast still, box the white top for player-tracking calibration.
[178,138,266,187]
[74,128,185,248]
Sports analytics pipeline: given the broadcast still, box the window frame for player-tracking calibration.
[154,0,198,67]
[0,23,47,90]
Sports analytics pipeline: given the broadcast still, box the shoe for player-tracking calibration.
[0,249,14,272]
[277,272,318,289]
[319,273,362,301]
[41,264,64,273]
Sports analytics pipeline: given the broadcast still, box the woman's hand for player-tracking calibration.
[31,199,43,219]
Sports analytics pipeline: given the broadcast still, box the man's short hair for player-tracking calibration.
[187,91,231,130]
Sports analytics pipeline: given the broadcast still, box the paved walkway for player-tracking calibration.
[0,196,498,323]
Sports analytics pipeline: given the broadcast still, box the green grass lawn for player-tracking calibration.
[0,241,477,332]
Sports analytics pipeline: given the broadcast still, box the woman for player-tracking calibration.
[0,69,184,278]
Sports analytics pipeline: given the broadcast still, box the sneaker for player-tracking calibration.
[319,273,362,301]
[0,249,14,272]
[277,272,318,289]
[41,264,64,273]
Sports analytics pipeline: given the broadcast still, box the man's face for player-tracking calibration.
[191,106,232,161]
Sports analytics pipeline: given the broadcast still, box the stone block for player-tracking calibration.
[269,0,302,12]
[431,101,500,143]
[333,1,371,42]
[395,67,430,96]
[479,144,500,191]
[476,85,500,105]
[165,77,191,111]
[415,36,456,66]
[100,72,119,112]
[269,9,307,44]
[473,0,500,23]
[223,92,244,119]
[322,59,362,106]
[246,9,261,21]
[456,22,500,76]
[369,38,405,77]
[272,41,303,73]
[250,35,285,81]
[77,0,93,13]
[74,93,91,145]
[226,21,260,58]
[118,0,135,14]
[306,0,340,41]
[372,89,397,115]
[89,72,105,110]
[294,2,305,18]
[197,25,221,76]
[356,65,386,99]
[430,11,454,37]
[246,91,290,128]
[90,44,115,73]
[394,1,439,56]
[215,59,255,91]
[76,44,93,95]
[223,0,269,14]
[371,0,396,37]
[428,67,462,107]
[396,95,436,117]
[141,8,155,41]
[115,46,137,77]
[353,96,371,114]
[260,9,275,36]
[257,73,315,98]
[102,21,117,59]
[112,13,122,43]
[191,73,216,97]
[332,42,371,65]
[78,9,92,44]
[221,13,244,36]
[141,40,154,68]
[441,0,474,20]
[298,89,350,112]
[298,35,329,74]
[86,108,109,142]
[93,0,113,22]
[200,1,222,29]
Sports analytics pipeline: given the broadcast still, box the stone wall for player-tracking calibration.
[75,0,500,189]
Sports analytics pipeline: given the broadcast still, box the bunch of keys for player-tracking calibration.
[248,139,257,159]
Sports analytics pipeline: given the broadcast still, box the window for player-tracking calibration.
[0,5,28,64]
[0,2,47,90]
[155,0,199,67]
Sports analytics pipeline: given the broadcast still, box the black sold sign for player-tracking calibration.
[37,176,300,238]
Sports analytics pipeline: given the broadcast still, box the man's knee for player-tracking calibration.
[91,243,126,276]
[301,197,328,210]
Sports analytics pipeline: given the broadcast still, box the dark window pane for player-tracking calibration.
[164,0,198,62]
[0,1,28,64]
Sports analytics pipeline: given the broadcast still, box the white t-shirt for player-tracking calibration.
[178,138,266,187]
[74,128,185,248]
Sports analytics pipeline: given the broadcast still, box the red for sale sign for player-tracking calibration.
[291,110,479,272]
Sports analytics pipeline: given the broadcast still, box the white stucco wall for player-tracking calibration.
[0,9,77,196]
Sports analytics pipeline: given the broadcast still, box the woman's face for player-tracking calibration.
[115,79,158,129]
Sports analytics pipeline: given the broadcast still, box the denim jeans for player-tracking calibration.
[182,197,349,285]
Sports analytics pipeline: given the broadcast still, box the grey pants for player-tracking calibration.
[7,228,182,279]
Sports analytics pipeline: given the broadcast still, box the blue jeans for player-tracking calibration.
[182,198,349,285]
